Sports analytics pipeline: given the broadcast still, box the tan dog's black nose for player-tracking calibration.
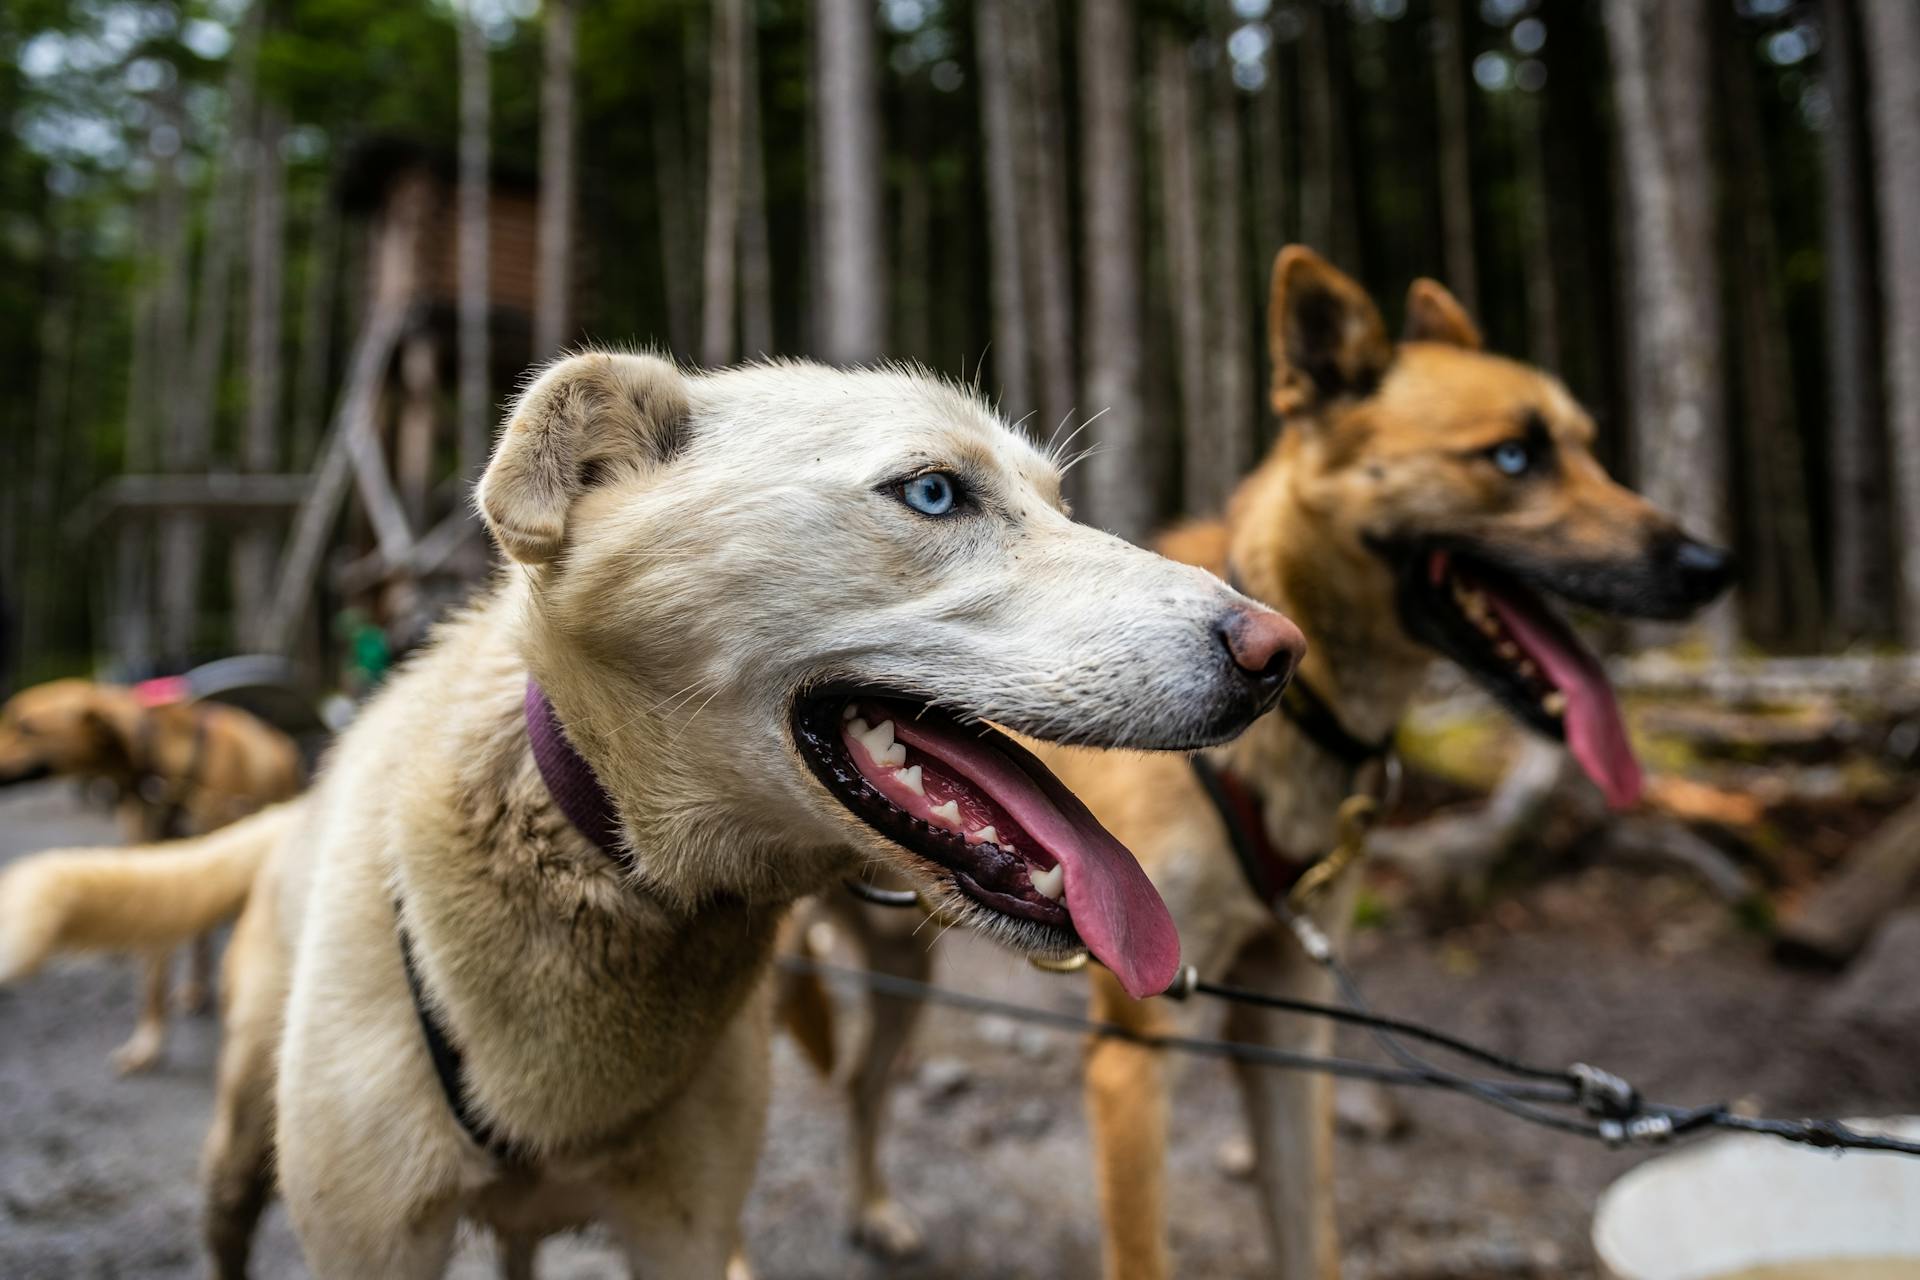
[1219,607,1306,690]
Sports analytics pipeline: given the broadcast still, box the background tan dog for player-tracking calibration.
[0,351,1301,1278]
[0,679,301,1071]
[801,245,1733,1277]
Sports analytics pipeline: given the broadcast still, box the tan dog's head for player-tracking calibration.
[1260,247,1732,807]
[0,679,143,787]
[478,352,1304,996]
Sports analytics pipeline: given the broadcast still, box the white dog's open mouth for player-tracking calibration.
[792,691,1180,998]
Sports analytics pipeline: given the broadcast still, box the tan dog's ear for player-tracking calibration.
[81,693,143,772]
[1268,245,1392,416]
[1402,278,1483,350]
[476,352,690,565]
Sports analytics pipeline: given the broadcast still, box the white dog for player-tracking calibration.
[0,352,1302,1278]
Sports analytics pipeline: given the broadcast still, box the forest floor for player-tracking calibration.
[2,776,1913,1279]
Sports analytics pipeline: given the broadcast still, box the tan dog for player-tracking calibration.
[811,247,1733,1276]
[0,678,301,1071]
[0,351,1302,1278]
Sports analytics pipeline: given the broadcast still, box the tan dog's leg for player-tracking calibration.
[1223,927,1343,1280]
[180,932,216,1015]
[499,1234,537,1280]
[112,949,171,1074]
[837,897,930,1258]
[1086,966,1178,1280]
[1085,852,1261,1280]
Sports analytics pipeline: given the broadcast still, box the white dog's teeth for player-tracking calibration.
[1030,863,1065,900]
[966,824,998,845]
[848,717,870,739]
[898,764,925,796]
[928,800,961,828]
[842,704,858,721]
[857,719,907,768]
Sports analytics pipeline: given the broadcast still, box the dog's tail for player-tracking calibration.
[0,800,297,983]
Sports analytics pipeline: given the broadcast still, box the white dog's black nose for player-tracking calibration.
[1218,607,1306,691]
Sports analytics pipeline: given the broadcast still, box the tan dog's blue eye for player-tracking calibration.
[1491,441,1530,476]
[902,472,958,516]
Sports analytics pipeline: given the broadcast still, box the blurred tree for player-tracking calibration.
[1862,0,1920,644]
[456,0,490,482]
[815,0,884,364]
[701,0,743,367]
[232,80,287,649]
[162,1,265,664]
[535,0,576,360]
[1605,0,1729,649]
[1011,0,1076,460]
[1154,29,1211,517]
[1078,0,1149,542]
[1821,0,1893,643]
[1207,6,1254,504]
[977,0,1032,422]
[1432,0,1480,317]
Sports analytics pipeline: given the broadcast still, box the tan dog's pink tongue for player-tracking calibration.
[1482,591,1643,810]
[889,717,1182,998]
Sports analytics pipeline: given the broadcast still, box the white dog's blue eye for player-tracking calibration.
[1490,440,1530,476]
[901,472,958,516]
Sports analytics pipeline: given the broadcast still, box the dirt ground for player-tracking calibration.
[2,778,1912,1279]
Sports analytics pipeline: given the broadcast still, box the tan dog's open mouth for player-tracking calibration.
[1401,547,1641,809]
[793,692,1180,998]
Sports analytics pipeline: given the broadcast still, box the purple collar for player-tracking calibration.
[524,680,627,862]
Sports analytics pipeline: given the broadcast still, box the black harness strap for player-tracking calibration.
[1278,678,1393,772]
[395,680,629,1164]
[395,921,521,1162]
[1193,675,1393,907]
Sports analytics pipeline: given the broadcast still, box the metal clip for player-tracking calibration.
[1029,950,1090,974]
[1286,791,1379,912]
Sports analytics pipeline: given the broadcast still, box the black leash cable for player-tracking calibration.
[778,950,1920,1158]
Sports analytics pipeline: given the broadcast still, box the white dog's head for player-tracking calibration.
[479,352,1302,997]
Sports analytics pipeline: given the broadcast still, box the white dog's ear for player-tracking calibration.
[476,351,689,565]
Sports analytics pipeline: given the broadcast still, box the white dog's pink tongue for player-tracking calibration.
[1481,587,1643,810]
[887,716,1182,999]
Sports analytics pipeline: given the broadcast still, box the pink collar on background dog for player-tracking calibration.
[524,680,626,861]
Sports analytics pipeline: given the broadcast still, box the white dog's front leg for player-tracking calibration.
[604,990,772,1280]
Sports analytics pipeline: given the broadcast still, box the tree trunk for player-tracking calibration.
[976,0,1032,423]
[1207,37,1255,501]
[232,102,288,649]
[291,187,340,473]
[112,177,163,673]
[1156,33,1211,518]
[1298,2,1335,256]
[1432,0,1479,315]
[654,71,698,359]
[1515,87,1560,371]
[1724,31,1820,650]
[457,0,492,483]
[737,8,774,358]
[814,0,885,365]
[1010,0,1077,463]
[535,0,577,360]
[1823,0,1892,643]
[701,0,745,367]
[1862,0,1920,643]
[161,11,263,664]
[1604,0,1730,650]
[1077,0,1150,541]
